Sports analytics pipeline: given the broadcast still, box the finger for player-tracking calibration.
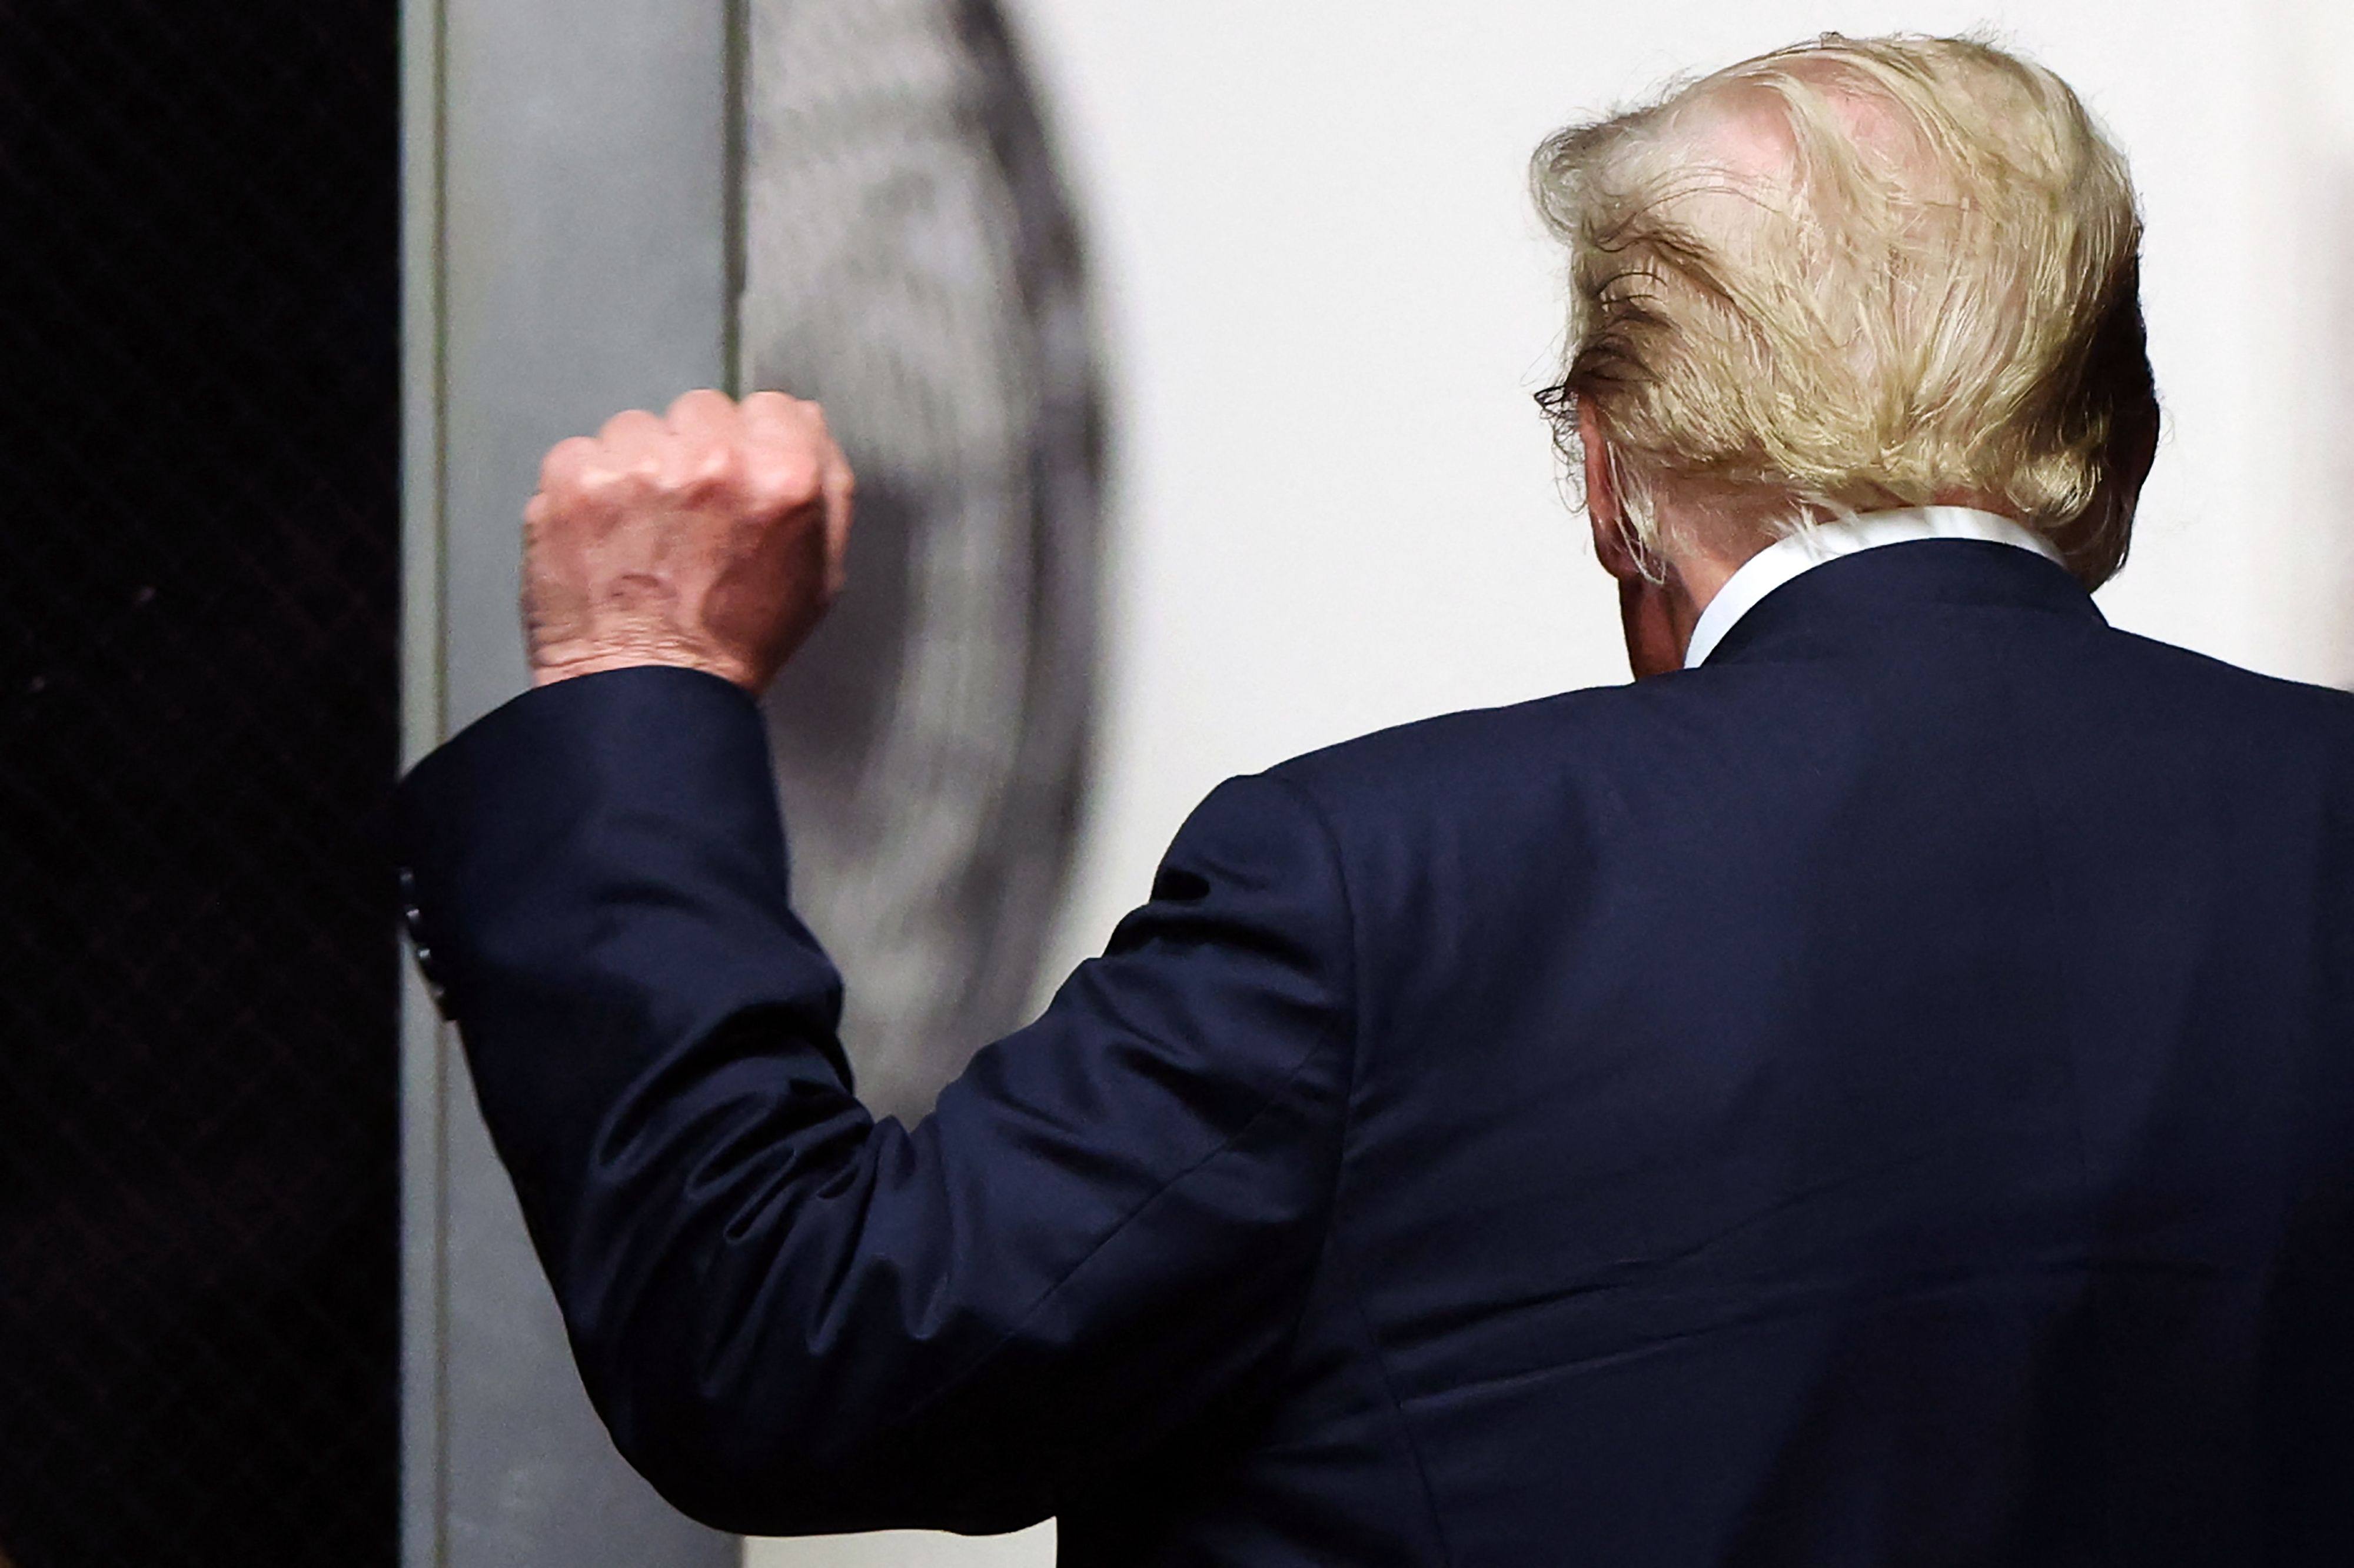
[666,387,739,444]
[598,406,666,445]
[595,408,669,479]
[738,396,825,510]
[744,389,832,451]
[538,435,599,498]
[820,452,855,595]
[663,390,739,491]
[738,389,807,438]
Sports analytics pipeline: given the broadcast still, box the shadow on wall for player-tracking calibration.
[741,0,1108,1122]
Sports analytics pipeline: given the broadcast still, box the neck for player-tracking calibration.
[1620,537,1765,678]
[1671,545,1758,626]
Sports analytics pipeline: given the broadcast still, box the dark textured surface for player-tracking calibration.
[0,3,401,1563]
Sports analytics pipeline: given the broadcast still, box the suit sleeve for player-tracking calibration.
[394,667,1357,1536]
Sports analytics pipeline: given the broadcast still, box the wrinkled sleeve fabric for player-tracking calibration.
[393,667,1357,1536]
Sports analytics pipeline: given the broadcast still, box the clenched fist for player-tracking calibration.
[522,388,854,693]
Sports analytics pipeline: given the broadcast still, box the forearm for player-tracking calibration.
[396,670,1356,1532]
[396,671,882,1517]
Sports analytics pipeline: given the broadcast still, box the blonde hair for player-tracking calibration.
[1531,34,2155,587]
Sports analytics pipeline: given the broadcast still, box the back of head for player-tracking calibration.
[1532,34,2155,586]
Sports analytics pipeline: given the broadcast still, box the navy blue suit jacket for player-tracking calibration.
[396,541,2354,1563]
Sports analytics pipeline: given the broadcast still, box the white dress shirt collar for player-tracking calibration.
[1682,506,2064,669]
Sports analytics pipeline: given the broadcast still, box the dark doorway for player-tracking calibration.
[0,4,402,1564]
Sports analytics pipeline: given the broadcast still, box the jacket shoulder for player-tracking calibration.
[2093,628,2354,757]
[1261,681,1656,819]
[1259,633,2354,821]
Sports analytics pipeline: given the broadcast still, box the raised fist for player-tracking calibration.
[522,388,855,693]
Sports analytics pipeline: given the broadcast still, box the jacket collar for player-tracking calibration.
[1696,529,2106,670]
[1687,508,2067,668]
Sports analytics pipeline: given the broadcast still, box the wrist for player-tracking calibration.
[531,645,758,691]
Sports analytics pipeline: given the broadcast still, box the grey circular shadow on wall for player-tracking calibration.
[741,0,1107,1120]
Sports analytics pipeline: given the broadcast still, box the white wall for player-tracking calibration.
[1021,0,2354,995]
[751,4,2353,1563]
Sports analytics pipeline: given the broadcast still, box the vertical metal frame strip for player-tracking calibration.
[722,0,749,396]
[397,0,451,1563]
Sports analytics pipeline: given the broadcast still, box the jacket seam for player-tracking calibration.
[1256,770,1366,1351]
[1263,770,1458,1568]
[1987,630,2107,1553]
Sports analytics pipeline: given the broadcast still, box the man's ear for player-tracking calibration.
[1580,399,1640,581]
[2116,395,2160,508]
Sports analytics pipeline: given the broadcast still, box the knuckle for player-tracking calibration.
[740,389,796,420]
[583,453,651,504]
[540,435,594,488]
[577,458,626,500]
[668,442,733,501]
[756,454,823,509]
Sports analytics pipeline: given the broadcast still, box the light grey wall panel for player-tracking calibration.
[440,0,737,731]
[404,0,742,1562]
